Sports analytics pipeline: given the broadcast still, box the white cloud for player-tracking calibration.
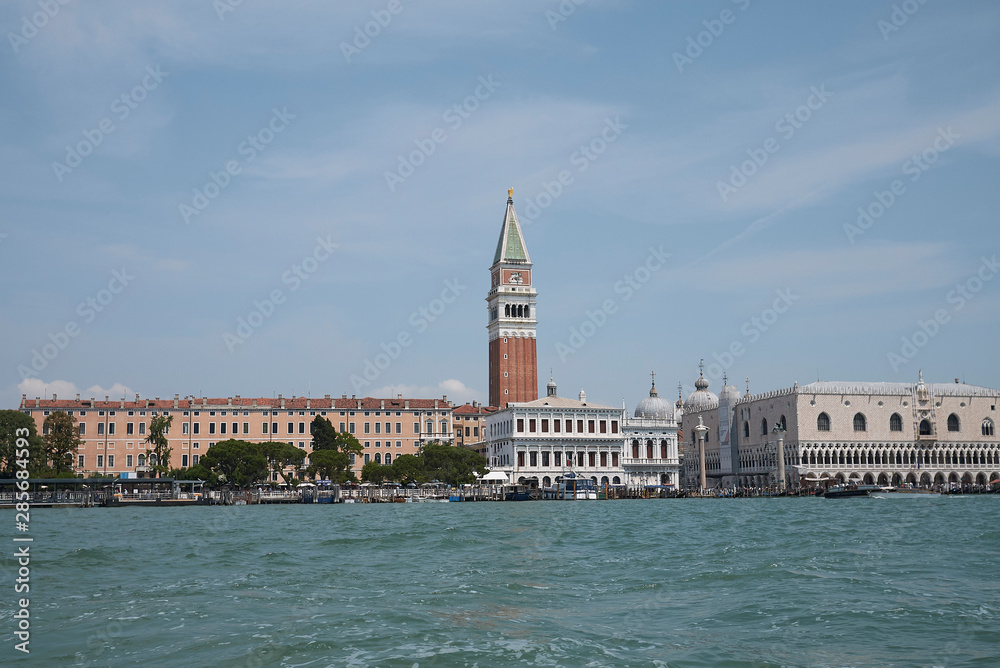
[17,378,138,401]
[369,379,483,405]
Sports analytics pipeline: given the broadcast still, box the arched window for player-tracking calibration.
[632,441,639,458]
[817,413,830,431]
[374,453,381,464]
[947,414,960,432]
[890,413,902,432]
[524,306,530,318]
[761,418,768,436]
[384,453,391,465]
[504,304,510,317]
[646,442,654,459]
[743,421,749,438]
[919,419,931,436]
[660,441,668,459]
[853,413,867,432]
[984,418,995,437]
[138,454,146,466]
[517,304,523,317]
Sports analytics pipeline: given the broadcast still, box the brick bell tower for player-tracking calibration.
[487,188,538,408]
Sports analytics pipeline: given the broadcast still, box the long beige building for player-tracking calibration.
[18,392,455,478]
[681,371,1000,490]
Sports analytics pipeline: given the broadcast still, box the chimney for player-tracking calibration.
[380,400,385,410]
[53,394,57,401]
[442,395,448,404]
[278,394,285,409]
[135,393,139,403]
[306,398,311,409]
[955,378,960,384]
[76,393,80,401]
[227,397,233,406]
[342,394,347,399]
[35,397,40,407]
[404,399,410,409]
[356,399,361,410]
[324,394,330,400]
[252,398,257,407]
[174,394,179,408]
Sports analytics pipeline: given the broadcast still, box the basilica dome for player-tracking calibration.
[634,381,674,419]
[685,369,718,412]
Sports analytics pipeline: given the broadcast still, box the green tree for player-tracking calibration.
[261,441,306,483]
[310,416,338,450]
[200,439,268,488]
[42,411,82,475]
[390,453,427,485]
[420,442,488,486]
[145,414,174,478]
[0,410,47,477]
[309,449,350,482]
[361,460,392,484]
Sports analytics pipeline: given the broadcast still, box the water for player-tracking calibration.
[3,497,998,667]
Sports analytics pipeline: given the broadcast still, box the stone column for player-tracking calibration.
[694,416,708,493]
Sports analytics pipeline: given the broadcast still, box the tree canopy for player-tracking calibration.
[43,411,82,475]
[199,439,268,488]
[0,410,47,477]
[261,441,306,484]
[145,414,174,478]
[359,442,487,486]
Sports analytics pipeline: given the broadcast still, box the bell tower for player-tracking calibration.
[487,188,538,407]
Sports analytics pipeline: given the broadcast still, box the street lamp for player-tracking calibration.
[694,416,708,494]
[771,423,786,493]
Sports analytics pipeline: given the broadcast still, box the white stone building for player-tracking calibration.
[485,379,625,487]
[622,377,682,487]
[682,369,1000,490]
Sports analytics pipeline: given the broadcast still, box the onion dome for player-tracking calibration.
[635,378,674,419]
[685,363,718,412]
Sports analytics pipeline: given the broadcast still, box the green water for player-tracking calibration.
[2,497,998,667]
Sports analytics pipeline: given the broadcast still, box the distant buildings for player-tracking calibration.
[681,367,1000,490]
[19,393,455,478]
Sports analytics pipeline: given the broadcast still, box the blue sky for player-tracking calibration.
[2,0,999,411]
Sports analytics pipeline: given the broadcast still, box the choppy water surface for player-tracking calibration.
[3,497,998,666]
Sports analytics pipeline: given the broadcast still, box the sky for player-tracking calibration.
[2,0,999,412]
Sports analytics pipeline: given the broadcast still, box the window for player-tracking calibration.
[384,453,391,465]
[183,423,189,435]
[982,418,995,437]
[919,419,931,436]
[541,419,548,433]
[743,421,750,438]
[395,422,402,434]
[220,423,227,435]
[890,413,903,432]
[517,419,524,433]
[578,420,584,433]
[364,423,370,434]
[78,423,85,435]
[287,422,294,434]
[182,454,189,467]
[947,414,960,432]
[97,455,104,468]
[127,422,134,435]
[529,419,536,432]
[375,422,381,434]
[107,455,114,468]
[232,422,238,434]
[272,422,279,434]
[194,423,200,434]
[565,420,572,433]
[108,423,116,435]
[611,420,618,434]
[853,413,867,432]
[817,413,830,431]
[761,418,768,436]
[600,420,607,434]
[139,423,146,435]
[78,454,85,468]
[193,455,199,465]
[529,452,537,467]
[588,420,595,433]
[209,423,216,434]
[138,454,146,466]
[243,423,250,434]
[262,422,269,434]
[517,451,524,467]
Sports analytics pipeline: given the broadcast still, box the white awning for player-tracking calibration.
[481,471,509,482]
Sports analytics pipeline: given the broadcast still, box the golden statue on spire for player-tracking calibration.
[508,187,513,198]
